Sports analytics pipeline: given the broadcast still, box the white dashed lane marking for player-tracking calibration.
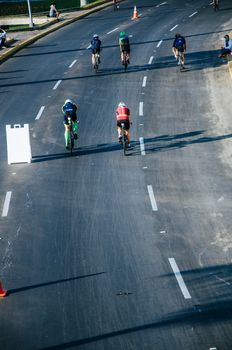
[170,24,178,31]
[147,185,158,211]
[168,258,192,299]
[157,40,163,47]
[107,27,119,34]
[35,106,45,120]
[139,137,146,155]
[69,59,77,68]
[139,102,144,116]
[142,76,147,87]
[148,56,154,64]
[2,191,12,217]
[53,80,62,90]
[189,11,198,17]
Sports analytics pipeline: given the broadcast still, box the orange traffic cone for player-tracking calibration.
[0,281,7,297]
[132,5,139,20]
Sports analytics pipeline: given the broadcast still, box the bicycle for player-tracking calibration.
[93,52,100,72]
[176,49,185,71]
[213,0,219,11]
[66,117,79,155]
[122,51,129,72]
[121,123,129,156]
[113,0,119,10]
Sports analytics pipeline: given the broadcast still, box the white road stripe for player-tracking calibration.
[107,27,119,34]
[157,40,163,47]
[86,44,91,49]
[2,191,12,217]
[168,258,192,299]
[53,80,62,90]
[139,137,146,155]
[147,185,158,211]
[35,106,45,120]
[170,24,178,31]
[139,102,144,116]
[69,59,77,68]
[156,1,167,7]
[148,56,154,64]
[142,76,147,87]
[189,11,198,17]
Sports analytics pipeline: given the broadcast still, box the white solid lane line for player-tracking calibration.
[157,40,163,47]
[2,191,12,217]
[35,106,45,120]
[147,185,158,211]
[139,137,146,155]
[156,1,167,7]
[148,56,154,64]
[168,258,192,299]
[170,24,178,31]
[189,11,198,17]
[107,27,119,34]
[139,102,144,116]
[142,76,147,87]
[69,59,77,68]
[53,80,62,90]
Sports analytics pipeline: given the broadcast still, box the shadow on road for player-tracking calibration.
[7,271,106,295]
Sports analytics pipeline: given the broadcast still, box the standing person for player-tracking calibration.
[115,102,132,147]
[172,33,186,68]
[0,28,7,48]
[218,34,232,58]
[62,99,79,150]
[90,34,102,65]
[119,31,130,64]
[49,4,60,18]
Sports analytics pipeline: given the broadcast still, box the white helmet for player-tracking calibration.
[93,34,99,39]
[118,102,126,107]
[65,99,73,104]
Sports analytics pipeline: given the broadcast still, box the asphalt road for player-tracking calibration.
[0,0,232,349]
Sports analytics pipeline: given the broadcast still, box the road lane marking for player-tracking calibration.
[148,56,154,64]
[157,40,163,47]
[35,106,45,120]
[139,102,144,116]
[2,191,12,217]
[139,137,146,155]
[142,76,147,87]
[170,24,178,31]
[147,185,158,211]
[69,59,77,68]
[168,258,191,299]
[107,27,119,34]
[53,80,62,90]
[156,1,167,7]
[189,11,198,17]
[86,44,91,49]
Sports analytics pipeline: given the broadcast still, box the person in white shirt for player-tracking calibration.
[218,34,232,58]
[0,28,6,48]
[49,4,59,17]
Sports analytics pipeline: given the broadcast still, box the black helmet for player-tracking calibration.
[175,33,181,38]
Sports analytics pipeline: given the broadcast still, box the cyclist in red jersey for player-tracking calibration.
[116,102,132,147]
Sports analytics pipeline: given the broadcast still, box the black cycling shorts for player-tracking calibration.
[92,49,100,54]
[175,46,184,53]
[117,119,130,130]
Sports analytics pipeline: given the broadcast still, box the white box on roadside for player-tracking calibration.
[6,124,32,164]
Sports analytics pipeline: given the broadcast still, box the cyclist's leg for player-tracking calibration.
[121,50,124,62]
[117,121,122,141]
[181,51,185,66]
[73,121,79,139]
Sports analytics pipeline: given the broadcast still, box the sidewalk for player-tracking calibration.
[0,0,113,64]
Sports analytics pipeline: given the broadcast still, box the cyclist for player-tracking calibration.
[91,34,101,66]
[213,0,219,10]
[115,102,132,147]
[119,31,130,64]
[218,34,232,58]
[172,33,186,68]
[0,28,6,48]
[62,99,79,150]
[113,0,119,10]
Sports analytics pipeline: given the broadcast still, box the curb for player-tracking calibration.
[0,0,113,64]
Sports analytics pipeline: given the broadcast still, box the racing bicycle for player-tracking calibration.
[93,52,100,72]
[121,123,129,156]
[122,51,129,72]
[66,117,79,155]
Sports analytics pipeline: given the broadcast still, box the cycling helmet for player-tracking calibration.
[93,34,99,38]
[118,102,126,107]
[65,99,73,104]
[120,31,126,38]
[175,33,181,38]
